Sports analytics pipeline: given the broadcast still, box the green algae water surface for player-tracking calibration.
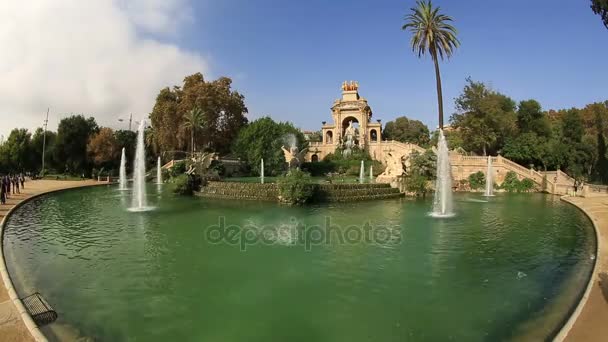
[3,186,595,341]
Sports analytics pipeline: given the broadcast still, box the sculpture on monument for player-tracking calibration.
[342,120,357,157]
[281,145,308,169]
[378,152,405,180]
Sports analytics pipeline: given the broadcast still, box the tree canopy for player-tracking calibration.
[450,78,517,155]
[383,116,431,147]
[54,115,99,174]
[591,0,608,28]
[232,117,305,176]
[149,73,248,155]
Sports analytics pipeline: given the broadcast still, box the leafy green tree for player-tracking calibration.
[149,73,248,155]
[450,79,517,155]
[402,0,459,129]
[561,109,584,143]
[182,107,205,153]
[502,133,545,168]
[516,100,551,137]
[232,117,305,175]
[403,149,436,196]
[0,129,32,172]
[468,171,486,190]
[87,127,119,171]
[54,115,99,175]
[383,116,431,146]
[591,0,608,28]
[31,127,58,172]
[115,129,137,171]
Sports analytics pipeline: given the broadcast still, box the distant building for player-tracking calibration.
[305,81,383,162]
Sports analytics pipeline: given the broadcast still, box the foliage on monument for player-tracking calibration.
[468,171,486,190]
[402,0,459,129]
[323,148,382,176]
[169,161,187,178]
[87,128,119,169]
[149,73,248,154]
[301,161,336,177]
[592,0,608,28]
[307,130,323,143]
[209,160,226,177]
[383,116,431,147]
[277,169,314,205]
[55,115,99,175]
[500,171,534,192]
[450,78,517,156]
[232,117,305,176]
[170,174,202,196]
[408,150,436,179]
[403,150,436,196]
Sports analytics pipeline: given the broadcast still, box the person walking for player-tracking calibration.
[1,176,6,205]
[13,176,19,194]
[20,173,25,189]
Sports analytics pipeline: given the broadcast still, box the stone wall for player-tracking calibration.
[195,181,402,202]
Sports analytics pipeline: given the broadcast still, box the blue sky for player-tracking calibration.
[3,0,605,138]
[173,0,608,131]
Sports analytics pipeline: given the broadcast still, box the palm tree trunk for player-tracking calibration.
[432,50,445,130]
[191,129,194,154]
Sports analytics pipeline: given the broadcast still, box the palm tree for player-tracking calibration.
[182,107,205,154]
[402,0,459,129]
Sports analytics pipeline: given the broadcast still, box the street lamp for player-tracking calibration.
[118,113,133,131]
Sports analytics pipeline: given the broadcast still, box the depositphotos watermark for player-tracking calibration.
[205,216,402,251]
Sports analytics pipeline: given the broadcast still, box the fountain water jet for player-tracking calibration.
[156,156,162,184]
[129,119,153,212]
[359,160,365,184]
[484,156,494,197]
[369,164,374,183]
[431,129,454,218]
[260,159,265,184]
[119,148,127,191]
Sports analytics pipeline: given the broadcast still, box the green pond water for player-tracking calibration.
[3,185,595,341]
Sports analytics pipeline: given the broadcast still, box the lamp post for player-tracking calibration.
[118,113,133,131]
[41,108,49,175]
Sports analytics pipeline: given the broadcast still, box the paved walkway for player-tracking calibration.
[560,196,608,341]
[0,180,102,342]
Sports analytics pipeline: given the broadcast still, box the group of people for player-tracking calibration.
[1,174,25,205]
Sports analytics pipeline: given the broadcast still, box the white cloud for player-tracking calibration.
[0,0,207,138]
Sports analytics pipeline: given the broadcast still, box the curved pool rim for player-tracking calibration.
[553,196,600,341]
[1,187,600,341]
[0,183,108,342]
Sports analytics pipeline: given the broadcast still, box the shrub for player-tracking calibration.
[170,161,187,177]
[403,174,430,197]
[209,160,226,176]
[277,169,314,205]
[468,171,486,190]
[519,178,535,192]
[500,172,536,192]
[170,174,202,196]
[501,171,520,192]
[301,161,336,177]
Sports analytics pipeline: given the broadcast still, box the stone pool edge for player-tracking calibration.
[0,181,108,342]
[554,195,602,341]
